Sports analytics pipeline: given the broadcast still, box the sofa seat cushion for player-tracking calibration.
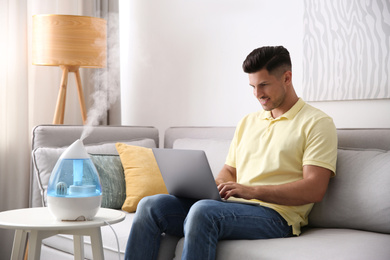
[173,228,390,260]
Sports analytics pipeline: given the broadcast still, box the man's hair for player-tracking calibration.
[242,46,292,76]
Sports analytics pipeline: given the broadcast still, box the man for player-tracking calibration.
[125,46,337,260]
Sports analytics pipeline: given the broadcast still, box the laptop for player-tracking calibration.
[152,148,259,206]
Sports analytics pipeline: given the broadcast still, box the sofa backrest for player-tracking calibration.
[165,127,390,234]
[32,125,159,149]
[30,125,159,208]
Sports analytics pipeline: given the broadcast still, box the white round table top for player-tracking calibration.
[0,207,125,230]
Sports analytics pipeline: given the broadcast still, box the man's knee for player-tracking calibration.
[135,194,170,217]
[188,200,214,217]
[185,200,219,229]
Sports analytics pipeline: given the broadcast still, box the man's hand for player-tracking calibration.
[215,164,332,206]
[218,181,255,200]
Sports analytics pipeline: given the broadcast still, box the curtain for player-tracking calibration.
[0,0,120,258]
[83,0,122,126]
[0,0,30,257]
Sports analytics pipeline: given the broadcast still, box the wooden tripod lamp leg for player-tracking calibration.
[53,66,69,124]
[74,68,87,124]
[23,241,28,260]
[53,65,88,125]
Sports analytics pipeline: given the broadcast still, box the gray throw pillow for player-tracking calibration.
[90,154,126,209]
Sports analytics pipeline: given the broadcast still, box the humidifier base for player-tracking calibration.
[47,195,102,221]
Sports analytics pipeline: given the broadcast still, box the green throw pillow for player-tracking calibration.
[90,154,126,209]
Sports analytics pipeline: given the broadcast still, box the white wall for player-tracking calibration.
[119,0,390,144]
[309,99,390,129]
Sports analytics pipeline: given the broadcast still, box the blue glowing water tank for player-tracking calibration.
[47,139,102,221]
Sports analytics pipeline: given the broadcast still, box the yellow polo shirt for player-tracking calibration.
[225,98,337,235]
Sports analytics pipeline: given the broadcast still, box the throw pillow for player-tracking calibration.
[116,143,168,212]
[89,154,126,209]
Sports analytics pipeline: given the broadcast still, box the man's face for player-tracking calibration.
[248,69,287,115]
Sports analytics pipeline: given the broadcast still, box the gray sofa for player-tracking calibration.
[30,125,390,259]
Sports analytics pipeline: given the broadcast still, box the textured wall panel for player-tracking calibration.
[303,0,390,101]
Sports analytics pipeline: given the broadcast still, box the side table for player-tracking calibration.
[0,207,125,260]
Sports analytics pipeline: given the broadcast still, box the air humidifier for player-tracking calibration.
[47,139,102,221]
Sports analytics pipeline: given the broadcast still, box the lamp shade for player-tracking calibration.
[32,14,107,68]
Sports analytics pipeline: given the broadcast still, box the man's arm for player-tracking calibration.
[215,164,237,186]
[218,165,332,206]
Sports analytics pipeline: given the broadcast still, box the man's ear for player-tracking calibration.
[283,71,292,85]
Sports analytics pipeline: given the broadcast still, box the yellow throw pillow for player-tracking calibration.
[116,143,168,212]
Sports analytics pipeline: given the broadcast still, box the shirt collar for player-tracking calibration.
[259,98,305,121]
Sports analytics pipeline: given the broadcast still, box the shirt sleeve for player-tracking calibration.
[302,116,338,175]
[225,120,243,168]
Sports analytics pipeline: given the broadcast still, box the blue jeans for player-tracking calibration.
[125,194,292,260]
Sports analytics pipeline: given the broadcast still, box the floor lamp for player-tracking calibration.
[32,14,107,124]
